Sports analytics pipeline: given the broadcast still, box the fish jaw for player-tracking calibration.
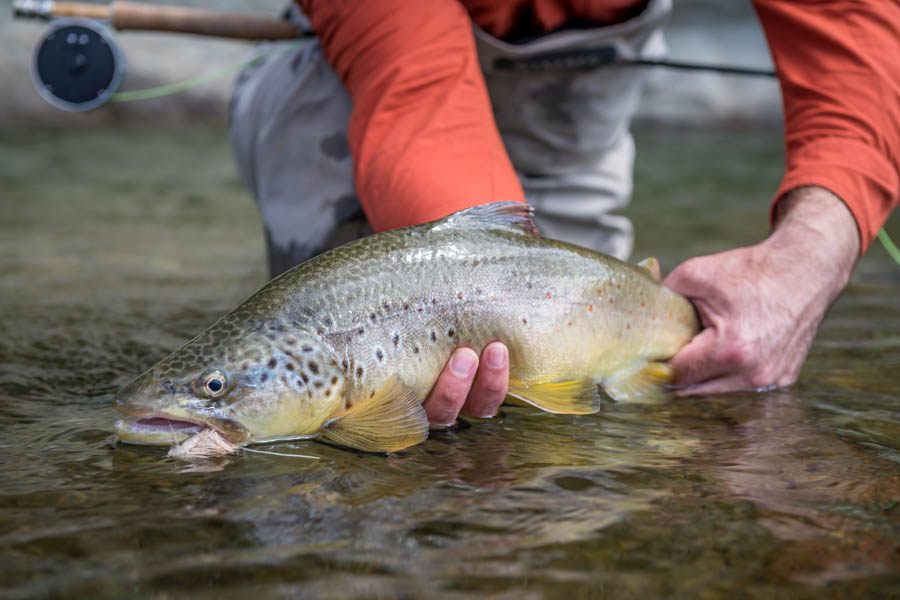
[114,416,203,445]
[113,412,251,446]
[114,382,251,446]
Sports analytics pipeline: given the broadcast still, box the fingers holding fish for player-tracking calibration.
[424,347,478,428]
[461,341,509,419]
[665,188,859,396]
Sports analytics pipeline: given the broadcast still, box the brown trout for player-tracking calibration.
[114,202,699,453]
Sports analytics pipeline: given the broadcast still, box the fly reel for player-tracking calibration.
[32,18,126,112]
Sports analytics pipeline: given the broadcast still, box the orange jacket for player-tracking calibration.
[299,0,899,252]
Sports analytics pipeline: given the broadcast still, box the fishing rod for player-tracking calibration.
[14,0,776,112]
[13,0,305,111]
[492,45,776,77]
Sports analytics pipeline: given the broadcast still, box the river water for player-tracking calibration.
[1,126,898,598]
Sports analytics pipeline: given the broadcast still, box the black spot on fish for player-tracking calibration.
[323,316,334,327]
[430,331,437,342]
[314,381,323,389]
[413,346,419,354]
[261,372,269,382]
[286,338,296,346]
[331,375,338,384]
[341,358,349,370]
[370,313,377,323]
[325,389,331,397]
[392,334,400,346]
[522,318,528,325]
[447,328,455,338]
[383,302,390,311]
[308,361,319,374]
[376,349,384,361]
[356,366,364,379]
[286,363,294,371]
[302,345,313,352]
[267,358,277,369]
[403,302,409,310]
[266,334,277,341]
[357,327,365,336]
[297,377,305,387]
[301,373,310,384]
[525,282,533,289]
[317,328,325,336]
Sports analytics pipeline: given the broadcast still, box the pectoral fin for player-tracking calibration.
[603,361,673,404]
[321,375,428,453]
[506,376,602,414]
[637,257,662,281]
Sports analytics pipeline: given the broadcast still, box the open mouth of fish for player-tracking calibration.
[114,414,249,446]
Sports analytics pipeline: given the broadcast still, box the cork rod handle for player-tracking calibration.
[15,1,302,40]
[109,1,301,40]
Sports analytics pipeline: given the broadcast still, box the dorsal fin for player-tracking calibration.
[431,201,539,236]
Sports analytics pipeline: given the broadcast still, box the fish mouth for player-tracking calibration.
[114,413,250,446]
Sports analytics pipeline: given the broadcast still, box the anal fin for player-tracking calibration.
[506,376,602,415]
[603,361,673,404]
[321,375,428,453]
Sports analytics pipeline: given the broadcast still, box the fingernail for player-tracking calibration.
[450,349,477,377]
[484,343,507,369]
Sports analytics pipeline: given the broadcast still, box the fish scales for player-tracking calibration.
[114,203,699,454]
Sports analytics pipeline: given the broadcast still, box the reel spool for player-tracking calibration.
[32,18,125,112]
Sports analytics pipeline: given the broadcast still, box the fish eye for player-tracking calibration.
[199,369,229,398]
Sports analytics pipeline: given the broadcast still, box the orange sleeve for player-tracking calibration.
[753,0,900,252]
[297,0,525,232]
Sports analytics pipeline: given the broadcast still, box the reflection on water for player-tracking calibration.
[1,127,898,598]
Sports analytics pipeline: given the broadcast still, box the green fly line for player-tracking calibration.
[107,43,900,268]
[878,228,900,266]
[109,40,303,103]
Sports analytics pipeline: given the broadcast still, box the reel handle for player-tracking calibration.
[14,0,302,40]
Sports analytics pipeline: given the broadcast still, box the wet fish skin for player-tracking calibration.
[114,202,699,452]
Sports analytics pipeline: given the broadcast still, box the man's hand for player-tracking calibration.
[664,186,860,395]
[424,342,509,428]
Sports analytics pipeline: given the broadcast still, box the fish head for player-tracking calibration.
[114,316,345,447]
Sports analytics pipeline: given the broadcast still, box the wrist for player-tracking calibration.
[767,186,860,296]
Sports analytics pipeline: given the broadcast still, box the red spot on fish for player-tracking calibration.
[457,292,463,300]
[640,301,646,308]
[597,289,602,296]
[626,323,631,329]
[668,312,673,319]
[588,304,593,312]
[567,321,572,327]
[609,298,614,304]
[545,292,552,299]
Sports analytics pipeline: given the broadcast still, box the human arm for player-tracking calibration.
[665,0,899,394]
[664,186,858,394]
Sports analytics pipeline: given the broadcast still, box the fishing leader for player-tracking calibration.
[229,0,899,427]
